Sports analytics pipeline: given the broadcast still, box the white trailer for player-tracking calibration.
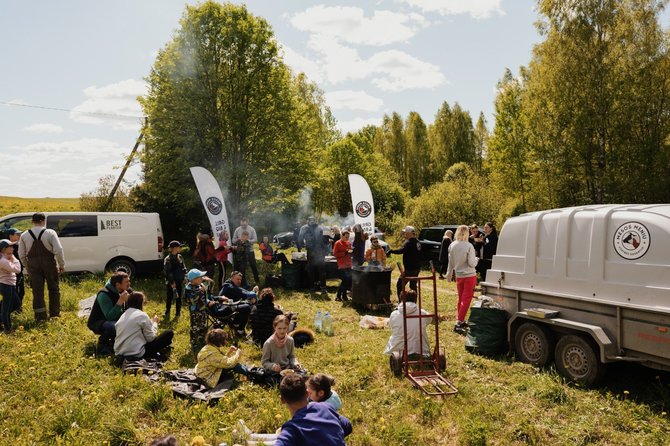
[481,204,670,385]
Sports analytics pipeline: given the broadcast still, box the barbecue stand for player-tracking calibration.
[389,262,457,397]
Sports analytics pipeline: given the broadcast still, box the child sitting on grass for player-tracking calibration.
[262,315,301,374]
[307,373,342,411]
[195,328,249,388]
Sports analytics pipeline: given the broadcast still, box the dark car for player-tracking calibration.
[418,225,485,264]
[273,231,294,248]
[418,225,459,264]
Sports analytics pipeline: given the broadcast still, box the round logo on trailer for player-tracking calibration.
[355,201,372,218]
[613,221,650,260]
[205,197,223,215]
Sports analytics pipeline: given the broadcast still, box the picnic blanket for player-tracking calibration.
[162,369,234,402]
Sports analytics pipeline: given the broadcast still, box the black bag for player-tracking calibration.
[465,307,508,356]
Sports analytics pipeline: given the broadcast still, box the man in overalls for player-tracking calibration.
[18,213,65,321]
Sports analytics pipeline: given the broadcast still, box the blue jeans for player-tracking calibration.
[0,283,19,332]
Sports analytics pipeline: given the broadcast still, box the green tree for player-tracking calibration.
[473,112,488,174]
[374,113,408,187]
[313,129,407,229]
[404,111,431,196]
[428,102,476,182]
[405,163,503,229]
[522,0,670,206]
[80,175,135,212]
[137,1,335,239]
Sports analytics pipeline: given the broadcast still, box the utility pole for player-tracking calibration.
[101,117,148,211]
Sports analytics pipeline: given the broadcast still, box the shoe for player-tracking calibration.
[235,329,247,337]
[335,295,342,302]
[453,322,467,335]
[439,275,445,280]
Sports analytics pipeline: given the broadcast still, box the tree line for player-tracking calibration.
[82,0,670,242]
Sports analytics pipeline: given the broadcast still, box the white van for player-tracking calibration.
[0,212,164,276]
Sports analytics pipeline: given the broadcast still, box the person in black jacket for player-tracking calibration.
[388,226,422,299]
[163,240,187,319]
[480,222,498,282]
[249,288,285,346]
[438,229,453,279]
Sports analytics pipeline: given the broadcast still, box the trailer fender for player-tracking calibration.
[508,312,618,363]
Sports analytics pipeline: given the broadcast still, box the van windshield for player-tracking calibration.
[0,216,33,238]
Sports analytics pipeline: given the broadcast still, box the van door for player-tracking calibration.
[0,215,33,239]
[46,214,98,273]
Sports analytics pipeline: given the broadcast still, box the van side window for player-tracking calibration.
[47,215,98,238]
[0,216,33,238]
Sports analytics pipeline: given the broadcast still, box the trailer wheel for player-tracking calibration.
[514,322,554,367]
[554,335,604,386]
[389,352,403,377]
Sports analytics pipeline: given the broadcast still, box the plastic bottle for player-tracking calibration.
[323,311,334,336]
[314,310,323,333]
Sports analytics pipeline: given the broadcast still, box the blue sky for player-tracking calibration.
[0,0,540,198]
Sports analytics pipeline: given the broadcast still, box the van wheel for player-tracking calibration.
[554,335,604,386]
[106,258,136,277]
[389,352,403,377]
[514,322,554,367]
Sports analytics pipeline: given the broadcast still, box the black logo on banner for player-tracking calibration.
[355,201,372,218]
[206,197,223,215]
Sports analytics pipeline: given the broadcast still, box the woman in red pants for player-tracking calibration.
[446,225,479,334]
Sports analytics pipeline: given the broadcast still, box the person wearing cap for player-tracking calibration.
[87,270,132,355]
[232,217,260,285]
[0,239,22,333]
[184,268,217,353]
[18,212,65,321]
[163,240,187,319]
[388,225,422,299]
[6,228,24,312]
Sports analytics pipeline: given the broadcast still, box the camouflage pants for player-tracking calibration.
[190,310,209,354]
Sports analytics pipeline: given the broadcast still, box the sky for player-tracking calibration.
[0,0,541,198]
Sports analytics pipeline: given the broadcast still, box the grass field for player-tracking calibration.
[0,257,669,446]
[0,196,80,216]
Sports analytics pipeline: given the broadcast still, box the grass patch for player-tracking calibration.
[0,260,669,445]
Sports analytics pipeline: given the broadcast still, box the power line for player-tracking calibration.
[0,100,145,120]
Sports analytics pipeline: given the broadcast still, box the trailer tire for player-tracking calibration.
[514,322,554,367]
[390,352,403,377]
[554,335,604,386]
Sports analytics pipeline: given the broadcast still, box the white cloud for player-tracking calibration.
[304,36,446,91]
[290,6,428,46]
[1,138,142,197]
[397,0,504,19]
[337,116,382,134]
[369,50,445,91]
[23,123,64,134]
[69,79,147,131]
[281,45,325,83]
[325,90,384,112]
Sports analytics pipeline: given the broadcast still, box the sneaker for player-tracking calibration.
[235,329,247,337]
[335,295,342,302]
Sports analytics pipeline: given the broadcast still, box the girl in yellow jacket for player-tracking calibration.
[195,328,250,388]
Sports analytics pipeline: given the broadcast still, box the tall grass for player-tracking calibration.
[0,196,80,216]
[0,262,668,445]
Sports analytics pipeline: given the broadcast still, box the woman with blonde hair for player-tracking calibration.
[446,225,478,334]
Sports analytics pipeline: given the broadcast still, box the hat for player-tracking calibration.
[6,228,21,236]
[0,239,14,250]
[168,240,182,248]
[402,225,416,233]
[187,269,207,282]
